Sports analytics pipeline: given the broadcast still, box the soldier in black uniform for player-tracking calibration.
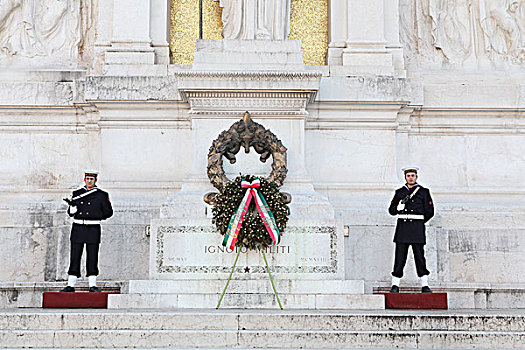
[60,171,113,292]
[388,166,434,293]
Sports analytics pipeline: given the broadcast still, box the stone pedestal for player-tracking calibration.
[193,40,305,71]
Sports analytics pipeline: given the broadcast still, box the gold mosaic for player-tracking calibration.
[170,0,328,65]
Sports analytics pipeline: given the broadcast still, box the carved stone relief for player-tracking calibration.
[400,0,525,67]
[0,0,93,66]
[482,0,525,60]
[214,0,291,40]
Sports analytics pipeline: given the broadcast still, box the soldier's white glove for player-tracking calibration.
[397,202,405,211]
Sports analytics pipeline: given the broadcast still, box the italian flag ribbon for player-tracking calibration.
[223,178,281,250]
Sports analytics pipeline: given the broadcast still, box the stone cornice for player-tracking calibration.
[172,70,322,80]
[306,103,525,133]
[173,70,322,117]
[179,90,315,117]
[174,70,322,98]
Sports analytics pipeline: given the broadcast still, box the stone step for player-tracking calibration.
[0,329,523,348]
[107,293,384,309]
[2,310,524,332]
[123,279,365,294]
[0,348,473,350]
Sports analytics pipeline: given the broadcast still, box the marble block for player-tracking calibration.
[193,40,304,71]
[149,222,344,280]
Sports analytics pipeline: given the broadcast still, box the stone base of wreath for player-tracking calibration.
[107,279,384,309]
[146,171,346,281]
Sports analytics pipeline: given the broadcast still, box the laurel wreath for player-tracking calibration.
[212,175,290,250]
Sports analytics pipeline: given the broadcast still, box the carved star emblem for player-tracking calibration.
[244,266,250,273]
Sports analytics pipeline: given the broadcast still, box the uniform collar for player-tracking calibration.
[83,186,98,191]
[404,183,420,191]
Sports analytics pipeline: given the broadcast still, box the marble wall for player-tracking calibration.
[0,0,524,299]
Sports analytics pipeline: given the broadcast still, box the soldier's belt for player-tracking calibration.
[73,219,101,225]
[397,214,424,220]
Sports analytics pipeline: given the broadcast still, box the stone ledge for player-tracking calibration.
[0,281,121,292]
[107,293,384,310]
[123,279,365,294]
[84,76,182,101]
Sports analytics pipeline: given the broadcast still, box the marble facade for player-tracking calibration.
[0,0,524,308]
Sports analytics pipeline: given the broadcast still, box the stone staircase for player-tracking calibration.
[0,309,524,349]
[107,280,384,309]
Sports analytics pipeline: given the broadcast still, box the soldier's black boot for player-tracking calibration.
[421,286,432,293]
[60,286,75,292]
[389,285,399,293]
[89,286,102,293]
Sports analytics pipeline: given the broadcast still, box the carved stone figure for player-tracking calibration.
[39,0,77,55]
[430,0,471,63]
[214,0,291,40]
[400,0,525,66]
[0,0,80,62]
[0,0,45,57]
[481,0,524,60]
[404,0,443,61]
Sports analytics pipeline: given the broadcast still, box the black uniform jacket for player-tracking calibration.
[67,187,113,244]
[388,184,434,244]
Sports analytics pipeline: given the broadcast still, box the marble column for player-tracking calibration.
[106,0,155,65]
[327,0,347,66]
[150,0,170,64]
[343,0,394,75]
[383,0,406,76]
[92,0,114,71]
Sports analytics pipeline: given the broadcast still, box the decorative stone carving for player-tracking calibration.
[480,0,524,61]
[206,112,288,193]
[400,0,525,66]
[154,225,338,276]
[174,70,321,117]
[0,0,84,64]
[214,0,291,40]
[431,0,471,64]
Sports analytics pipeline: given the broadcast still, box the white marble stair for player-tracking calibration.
[0,309,524,348]
[107,279,384,309]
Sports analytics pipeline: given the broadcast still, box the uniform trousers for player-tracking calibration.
[392,243,429,278]
[67,242,100,277]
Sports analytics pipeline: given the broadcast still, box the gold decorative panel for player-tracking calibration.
[170,0,328,65]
